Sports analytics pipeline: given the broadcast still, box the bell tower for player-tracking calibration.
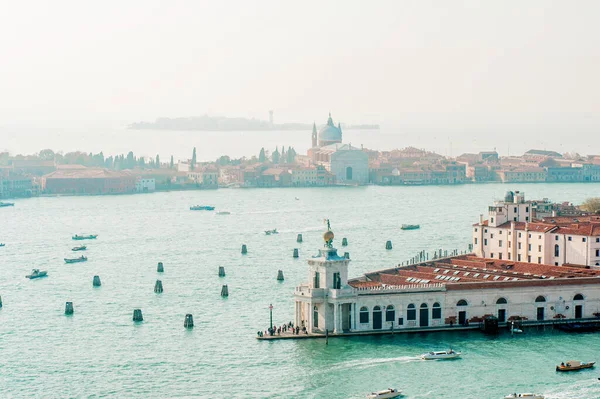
[311,122,318,148]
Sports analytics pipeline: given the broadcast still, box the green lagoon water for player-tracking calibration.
[1,183,600,398]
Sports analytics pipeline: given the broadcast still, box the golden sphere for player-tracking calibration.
[323,230,334,242]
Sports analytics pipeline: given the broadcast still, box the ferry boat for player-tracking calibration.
[401,224,420,230]
[265,229,278,235]
[190,205,215,211]
[556,360,595,372]
[421,349,461,360]
[64,256,87,264]
[216,211,231,215]
[504,394,544,399]
[72,245,87,251]
[366,388,402,399]
[26,269,48,279]
[72,234,98,240]
[0,201,14,207]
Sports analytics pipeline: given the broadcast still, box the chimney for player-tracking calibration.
[479,214,484,225]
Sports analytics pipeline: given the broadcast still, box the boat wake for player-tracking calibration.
[330,356,420,371]
[544,379,600,399]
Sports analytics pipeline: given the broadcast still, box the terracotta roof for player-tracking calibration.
[44,168,130,179]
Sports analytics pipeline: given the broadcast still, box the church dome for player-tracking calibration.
[318,113,342,145]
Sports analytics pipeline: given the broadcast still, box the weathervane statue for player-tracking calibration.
[323,219,334,248]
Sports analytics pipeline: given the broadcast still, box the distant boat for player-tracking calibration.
[401,224,420,230]
[72,245,87,251]
[0,202,15,207]
[26,269,48,279]
[216,211,231,215]
[504,394,544,399]
[64,256,87,264]
[295,197,300,200]
[366,388,402,399]
[190,205,215,211]
[72,234,98,240]
[0,243,5,247]
[556,360,595,372]
[265,229,278,235]
[421,349,461,360]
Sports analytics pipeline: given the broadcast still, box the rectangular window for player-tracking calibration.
[528,244,532,251]
[508,253,511,260]
[491,253,494,258]
[499,240,503,247]
[556,236,559,241]
[514,217,517,222]
[538,235,542,239]
[582,238,586,242]
[398,317,404,325]
[314,272,320,288]
[538,257,542,264]
[518,254,522,261]
[555,262,559,266]
[491,217,494,223]
[538,245,542,252]
[518,232,522,238]
[526,216,529,221]
[407,308,416,321]
[474,238,478,244]
[432,307,441,319]
[508,241,511,248]
[386,308,395,322]
[597,238,600,243]
[528,234,532,238]
[528,255,532,263]
[596,249,600,257]
[499,253,503,260]
[485,229,488,233]
[526,207,529,212]
[484,239,488,245]
[491,234,494,239]
[333,272,341,289]
[518,242,522,250]
[568,237,572,241]
[360,310,369,324]
[514,207,517,212]
[474,228,478,232]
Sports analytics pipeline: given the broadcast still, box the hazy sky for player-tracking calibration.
[2,1,600,135]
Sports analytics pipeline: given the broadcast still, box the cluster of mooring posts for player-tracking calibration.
[399,245,474,266]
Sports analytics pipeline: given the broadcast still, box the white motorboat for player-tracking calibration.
[216,211,231,215]
[366,388,402,399]
[421,349,461,360]
[511,328,523,334]
[504,394,544,399]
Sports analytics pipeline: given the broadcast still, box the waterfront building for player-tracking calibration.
[294,224,600,335]
[308,113,369,185]
[42,168,136,194]
[135,178,155,192]
[497,167,546,183]
[473,191,600,266]
[0,175,33,198]
[289,167,318,186]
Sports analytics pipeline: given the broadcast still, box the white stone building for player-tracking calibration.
[473,191,600,266]
[135,178,156,192]
[295,227,600,335]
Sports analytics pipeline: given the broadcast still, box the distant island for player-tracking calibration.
[128,115,379,131]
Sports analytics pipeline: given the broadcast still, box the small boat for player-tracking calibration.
[72,234,98,240]
[26,269,48,279]
[72,245,87,251]
[366,388,402,399]
[64,256,88,264]
[265,229,278,235]
[504,394,544,399]
[421,349,461,360]
[190,205,215,211]
[556,360,595,372]
[511,327,523,334]
[0,201,15,207]
[401,224,420,230]
[216,211,231,215]
[295,197,300,200]
[0,243,5,247]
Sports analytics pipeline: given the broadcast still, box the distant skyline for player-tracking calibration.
[1,1,599,155]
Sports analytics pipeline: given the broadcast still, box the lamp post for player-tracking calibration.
[269,303,273,330]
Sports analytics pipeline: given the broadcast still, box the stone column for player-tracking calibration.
[333,303,338,333]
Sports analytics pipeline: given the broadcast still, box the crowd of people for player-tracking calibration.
[256,321,309,337]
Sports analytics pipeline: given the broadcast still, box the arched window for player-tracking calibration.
[535,296,546,303]
[407,304,416,320]
[313,306,319,328]
[554,244,560,257]
[432,302,441,319]
[496,297,508,304]
[574,294,584,301]
[385,305,395,322]
[359,306,369,323]
[420,303,428,308]
[457,299,468,306]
